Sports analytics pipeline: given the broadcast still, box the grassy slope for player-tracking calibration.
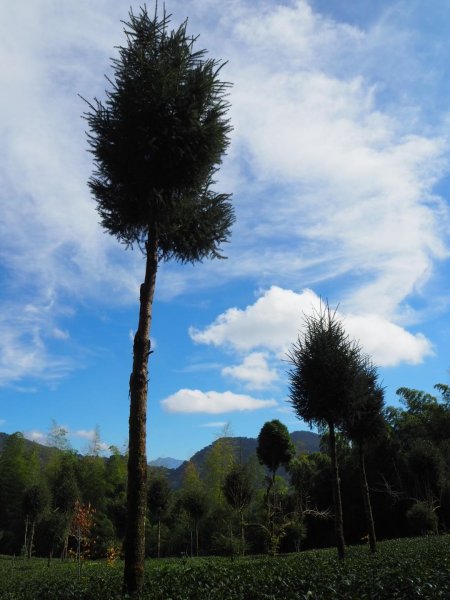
[1,535,449,599]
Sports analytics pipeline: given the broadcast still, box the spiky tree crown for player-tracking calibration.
[287,305,363,428]
[344,360,386,445]
[84,6,234,261]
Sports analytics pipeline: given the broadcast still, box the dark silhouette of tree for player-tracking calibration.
[23,483,50,559]
[223,464,254,554]
[256,420,295,486]
[343,359,385,553]
[147,473,171,558]
[83,6,233,595]
[181,487,208,556]
[256,420,295,553]
[287,304,362,560]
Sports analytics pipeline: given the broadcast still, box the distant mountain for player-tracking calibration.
[167,430,321,488]
[149,457,183,469]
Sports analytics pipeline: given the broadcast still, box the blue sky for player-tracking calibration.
[1,0,450,460]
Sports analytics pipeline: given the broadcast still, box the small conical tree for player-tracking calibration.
[343,359,385,553]
[287,304,362,560]
[83,6,233,595]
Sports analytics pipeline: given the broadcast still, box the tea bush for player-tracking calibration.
[1,535,449,599]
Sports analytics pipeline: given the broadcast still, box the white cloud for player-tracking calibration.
[160,389,278,414]
[222,352,279,389]
[159,0,450,318]
[200,421,228,428]
[74,429,96,440]
[0,303,74,387]
[0,0,449,387]
[344,314,433,367]
[191,286,433,367]
[190,287,319,352]
[73,428,109,453]
[51,328,70,341]
[24,430,47,444]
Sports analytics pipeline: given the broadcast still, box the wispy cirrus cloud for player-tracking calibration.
[1,0,449,388]
[200,421,228,428]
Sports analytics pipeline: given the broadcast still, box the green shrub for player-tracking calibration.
[406,501,438,536]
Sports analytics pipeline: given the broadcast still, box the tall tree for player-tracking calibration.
[256,420,294,554]
[256,420,295,487]
[83,6,233,595]
[147,472,171,558]
[222,463,254,554]
[204,426,236,507]
[287,304,362,560]
[0,433,32,554]
[23,482,50,559]
[343,359,385,553]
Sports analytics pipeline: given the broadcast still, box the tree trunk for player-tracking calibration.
[195,521,199,556]
[240,511,245,556]
[358,442,376,553]
[77,524,81,579]
[157,518,161,559]
[328,422,345,560]
[123,229,158,597]
[28,519,36,560]
[23,515,29,560]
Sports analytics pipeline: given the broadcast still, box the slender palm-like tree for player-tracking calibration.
[83,7,233,595]
[343,359,385,553]
[287,305,362,560]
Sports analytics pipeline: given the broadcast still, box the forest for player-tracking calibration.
[0,380,449,562]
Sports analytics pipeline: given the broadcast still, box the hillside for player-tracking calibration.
[0,429,320,489]
[0,431,60,463]
[166,430,320,488]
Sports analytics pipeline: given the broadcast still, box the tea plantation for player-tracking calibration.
[0,535,449,600]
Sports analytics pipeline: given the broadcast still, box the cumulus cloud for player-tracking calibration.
[24,430,47,444]
[74,429,96,440]
[191,286,433,367]
[222,352,279,389]
[343,313,433,366]
[73,428,110,453]
[190,287,319,352]
[160,389,278,414]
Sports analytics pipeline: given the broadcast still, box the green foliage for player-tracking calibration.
[222,464,254,513]
[287,304,364,428]
[204,433,237,507]
[406,502,438,536]
[344,359,386,446]
[256,420,295,478]
[83,6,234,259]
[147,473,171,522]
[1,536,449,599]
